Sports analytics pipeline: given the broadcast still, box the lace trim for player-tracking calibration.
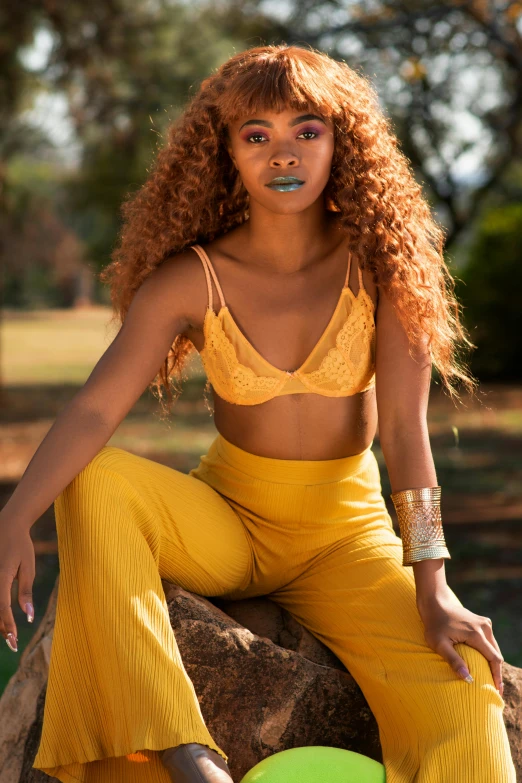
[200,309,286,404]
[297,294,376,391]
[200,294,376,402]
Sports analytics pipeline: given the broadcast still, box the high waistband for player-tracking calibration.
[214,432,374,484]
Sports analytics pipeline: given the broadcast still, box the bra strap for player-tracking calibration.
[190,244,226,311]
[344,249,353,288]
[357,263,364,292]
[344,249,365,293]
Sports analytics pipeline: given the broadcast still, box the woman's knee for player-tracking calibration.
[428,644,505,740]
[66,446,128,489]
[81,445,130,478]
[54,446,132,530]
[456,641,502,698]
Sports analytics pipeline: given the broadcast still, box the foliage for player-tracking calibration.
[283,0,522,246]
[2,159,87,308]
[458,203,522,379]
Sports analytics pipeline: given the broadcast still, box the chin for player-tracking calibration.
[264,198,317,216]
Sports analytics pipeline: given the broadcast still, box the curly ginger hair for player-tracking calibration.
[100,43,477,417]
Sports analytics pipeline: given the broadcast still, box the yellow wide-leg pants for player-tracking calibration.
[32,433,516,783]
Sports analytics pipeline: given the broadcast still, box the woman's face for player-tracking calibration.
[226,107,335,215]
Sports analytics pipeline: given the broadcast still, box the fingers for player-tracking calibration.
[464,632,504,695]
[0,543,36,653]
[437,639,473,682]
[437,623,504,695]
[0,527,37,653]
[0,573,18,652]
[481,617,504,696]
[18,550,35,625]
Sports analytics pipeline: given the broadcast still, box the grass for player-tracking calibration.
[2,306,119,385]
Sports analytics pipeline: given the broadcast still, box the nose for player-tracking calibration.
[269,149,299,168]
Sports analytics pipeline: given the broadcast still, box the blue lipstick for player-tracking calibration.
[266,176,305,192]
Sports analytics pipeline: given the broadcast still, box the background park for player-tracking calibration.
[1,0,522,705]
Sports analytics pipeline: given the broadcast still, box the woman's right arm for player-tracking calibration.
[0,251,206,648]
[1,254,196,531]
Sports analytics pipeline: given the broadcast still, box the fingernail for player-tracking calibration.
[500,683,504,696]
[458,666,473,683]
[25,602,34,623]
[6,634,18,653]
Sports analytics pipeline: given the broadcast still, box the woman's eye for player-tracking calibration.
[247,133,267,144]
[246,130,318,143]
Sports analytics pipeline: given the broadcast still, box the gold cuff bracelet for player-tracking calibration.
[390,486,451,567]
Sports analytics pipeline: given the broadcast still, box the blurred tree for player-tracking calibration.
[1,1,286,277]
[282,0,522,246]
[4,0,522,264]
[457,202,522,379]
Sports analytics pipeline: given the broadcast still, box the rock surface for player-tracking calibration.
[0,575,520,782]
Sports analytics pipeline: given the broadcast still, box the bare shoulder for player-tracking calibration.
[137,245,210,332]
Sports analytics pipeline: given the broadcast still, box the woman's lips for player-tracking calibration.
[266,179,305,192]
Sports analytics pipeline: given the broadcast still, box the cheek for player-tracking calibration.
[305,142,335,182]
[317,136,335,164]
[234,149,266,181]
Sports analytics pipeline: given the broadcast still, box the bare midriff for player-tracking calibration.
[211,388,378,460]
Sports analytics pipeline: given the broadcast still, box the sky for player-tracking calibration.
[19,28,82,168]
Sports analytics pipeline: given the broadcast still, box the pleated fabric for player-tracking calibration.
[32,434,516,783]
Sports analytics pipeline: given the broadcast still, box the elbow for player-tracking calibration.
[378,413,429,454]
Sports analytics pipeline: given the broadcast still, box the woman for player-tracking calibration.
[0,44,515,783]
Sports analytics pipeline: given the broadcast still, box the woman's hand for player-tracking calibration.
[416,592,504,696]
[0,514,36,652]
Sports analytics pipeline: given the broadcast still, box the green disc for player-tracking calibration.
[239,746,386,783]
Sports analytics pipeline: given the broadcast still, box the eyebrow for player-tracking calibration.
[238,113,327,132]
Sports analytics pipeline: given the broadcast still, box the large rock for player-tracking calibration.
[0,576,520,782]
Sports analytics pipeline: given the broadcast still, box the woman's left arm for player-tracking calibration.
[374,284,505,695]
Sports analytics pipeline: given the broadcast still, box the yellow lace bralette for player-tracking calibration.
[191,244,376,406]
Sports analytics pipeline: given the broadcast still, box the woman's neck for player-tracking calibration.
[238,206,343,273]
